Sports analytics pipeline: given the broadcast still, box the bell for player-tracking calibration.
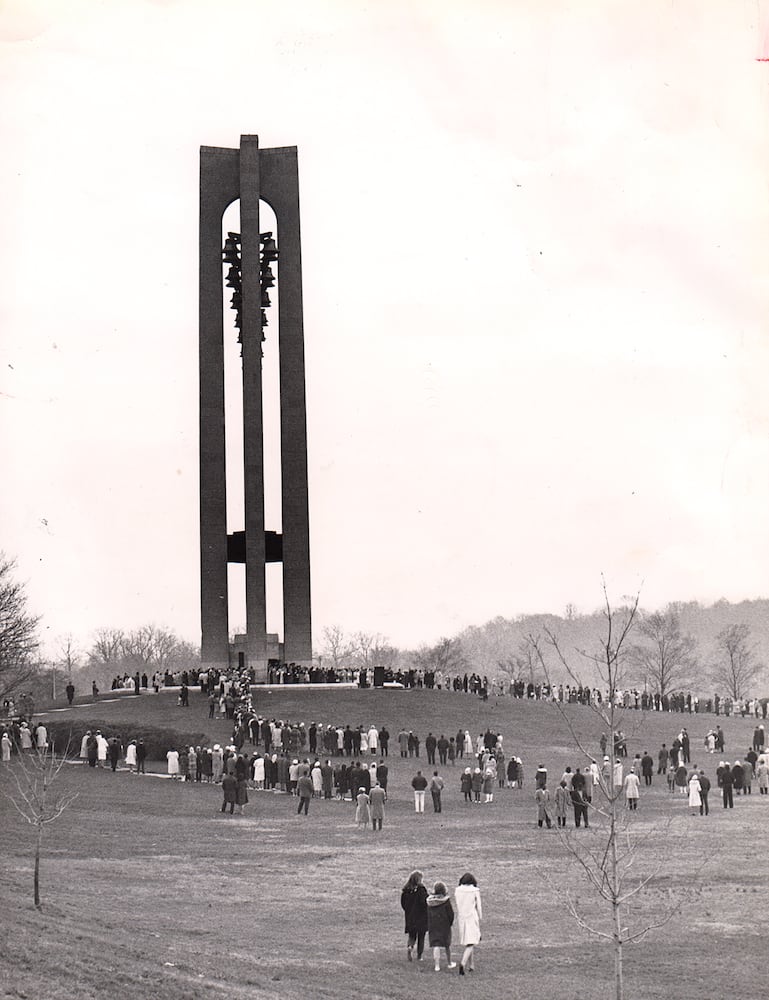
[261,309,268,327]
[222,250,240,266]
[261,290,271,308]
[225,273,241,289]
[234,312,242,328]
[260,237,278,259]
[230,291,242,307]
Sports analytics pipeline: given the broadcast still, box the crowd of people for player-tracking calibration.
[64,661,769,722]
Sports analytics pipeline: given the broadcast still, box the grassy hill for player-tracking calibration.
[0,688,764,1000]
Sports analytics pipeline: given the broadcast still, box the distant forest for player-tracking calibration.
[453,598,769,696]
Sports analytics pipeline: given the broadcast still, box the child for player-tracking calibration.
[426,881,456,972]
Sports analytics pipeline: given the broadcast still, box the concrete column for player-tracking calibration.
[199,146,239,669]
[239,136,267,672]
[261,146,312,663]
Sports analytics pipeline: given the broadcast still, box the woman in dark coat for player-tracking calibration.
[427,881,455,971]
[401,870,428,962]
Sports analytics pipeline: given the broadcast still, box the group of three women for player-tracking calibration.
[401,870,482,975]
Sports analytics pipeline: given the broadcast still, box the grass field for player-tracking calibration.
[0,687,765,1000]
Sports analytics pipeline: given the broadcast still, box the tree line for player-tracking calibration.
[1,549,765,705]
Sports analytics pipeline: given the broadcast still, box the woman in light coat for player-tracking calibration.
[355,787,371,830]
[687,771,702,815]
[125,740,137,772]
[454,873,482,975]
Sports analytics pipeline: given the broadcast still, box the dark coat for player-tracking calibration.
[221,774,237,804]
[401,884,428,934]
[427,895,454,948]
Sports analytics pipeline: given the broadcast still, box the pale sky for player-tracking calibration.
[1,0,768,657]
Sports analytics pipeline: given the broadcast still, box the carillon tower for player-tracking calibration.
[199,135,311,677]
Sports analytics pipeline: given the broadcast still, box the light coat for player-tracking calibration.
[454,884,482,945]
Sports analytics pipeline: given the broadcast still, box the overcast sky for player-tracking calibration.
[1,0,768,658]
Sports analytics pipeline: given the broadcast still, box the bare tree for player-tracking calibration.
[56,633,80,675]
[88,626,125,667]
[713,624,763,699]
[370,636,400,671]
[414,637,466,673]
[1,746,78,910]
[0,554,41,703]
[631,608,697,698]
[497,638,540,688]
[320,625,357,670]
[528,583,690,1000]
[353,632,398,670]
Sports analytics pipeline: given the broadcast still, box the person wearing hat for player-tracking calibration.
[355,786,371,829]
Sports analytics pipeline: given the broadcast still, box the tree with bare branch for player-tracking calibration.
[413,637,466,674]
[1,746,78,910]
[712,623,763,699]
[528,582,693,1000]
[631,608,697,698]
[320,625,357,670]
[0,554,41,703]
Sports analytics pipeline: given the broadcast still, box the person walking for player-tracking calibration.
[427,881,456,972]
[455,873,482,976]
[136,739,146,774]
[756,757,769,795]
[401,871,428,962]
[571,785,589,828]
[411,770,428,813]
[370,782,386,831]
[624,769,640,811]
[429,771,444,813]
